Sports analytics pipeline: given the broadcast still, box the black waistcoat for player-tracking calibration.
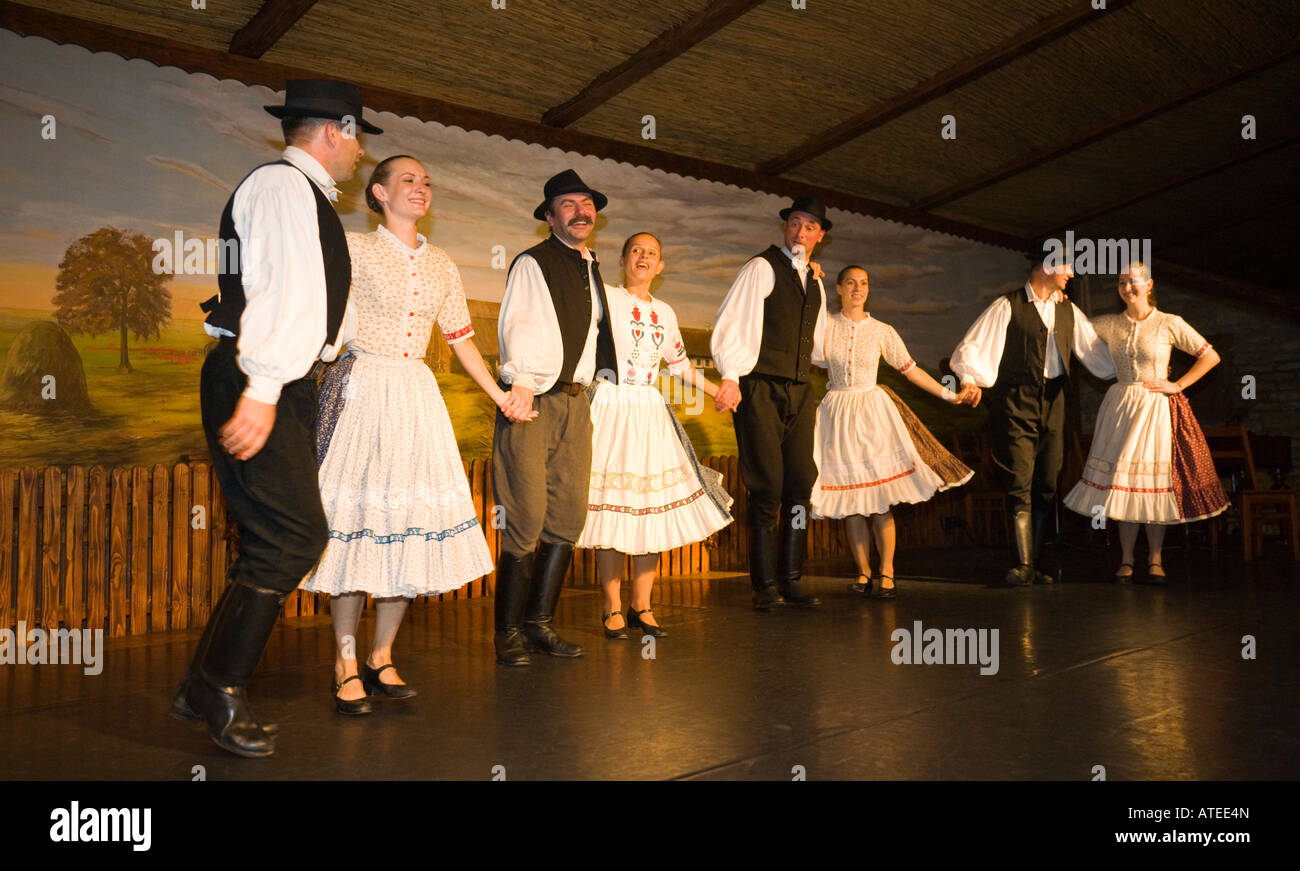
[511,234,616,383]
[750,245,821,382]
[997,287,1073,387]
[200,160,350,350]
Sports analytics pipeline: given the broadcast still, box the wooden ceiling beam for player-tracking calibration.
[1037,127,1300,238]
[229,0,318,59]
[757,0,1137,176]
[913,45,1300,210]
[541,0,763,128]
[0,1,1021,249]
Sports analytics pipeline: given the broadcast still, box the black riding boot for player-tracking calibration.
[778,504,821,606]
[1032,505,1054,583]
[750,520,782,611]
[171,579,286,758]
[494,551,534,666]
[523,541,584,657]
[1005,512,1034,586]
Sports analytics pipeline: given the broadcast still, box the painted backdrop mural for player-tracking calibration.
[0,31,1025,467]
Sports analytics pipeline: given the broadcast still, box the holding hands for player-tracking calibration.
[498,383,539,422]
[715,379,741,413]
[956,383,981,407]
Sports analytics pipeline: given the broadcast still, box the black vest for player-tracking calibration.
[750,245,822,382]
[511,234,616,383]
[997,287,1074,387]
[200,159,350,350]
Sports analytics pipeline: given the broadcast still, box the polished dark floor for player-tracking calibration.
[3,542,1298,780]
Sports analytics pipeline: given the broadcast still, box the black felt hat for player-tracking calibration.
[264,79,383,134]
[779,195,832,231]
[533,169,608,220]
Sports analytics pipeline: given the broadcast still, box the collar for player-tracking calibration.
[548,233,595,262]
[281,146,340,201]
[780,245,809,271]
[1024,281,1061,305]
[377,222,426,252]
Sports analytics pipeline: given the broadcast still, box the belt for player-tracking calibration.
[544,380,584,396]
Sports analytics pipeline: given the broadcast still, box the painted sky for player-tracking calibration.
[0,30,1028,367]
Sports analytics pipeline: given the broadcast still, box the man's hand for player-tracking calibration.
[499,383,536,422]
[958,383,982,408]
[715,379,741,413]
[810,261,825,282]
[219,396,277,461]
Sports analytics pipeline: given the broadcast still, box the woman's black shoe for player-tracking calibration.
[360,662,417,700]
[334,674,373,716]
[848,573,871,594]
[1115,563,1135,584]
[868,575,897,599]
[627,607,667,637]
[603,610,629,639]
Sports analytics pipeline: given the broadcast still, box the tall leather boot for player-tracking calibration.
[171,579,286,758]
[777,504,821,607]
[750,521,782,611]
[494,551,534,666]
[523,541,584,657]
[1005,512,1034,586]
[1031,505,1054,584]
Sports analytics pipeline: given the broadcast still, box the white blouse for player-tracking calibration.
[823,313,914,390]
[1091,310,1211,385]
[343,226,474,361]
[950,283,1114,387]
[605,285,690,387]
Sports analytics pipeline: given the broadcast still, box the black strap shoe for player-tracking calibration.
[603,610,629,639]
[360,662,416,700]
[334,674,373,716]
[627,607,667,637]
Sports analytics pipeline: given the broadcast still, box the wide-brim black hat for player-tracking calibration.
[534,169,608,220]
[779,195,832,231]
[264,79,383,135]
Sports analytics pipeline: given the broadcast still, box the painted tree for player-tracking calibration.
[53,227,172,371]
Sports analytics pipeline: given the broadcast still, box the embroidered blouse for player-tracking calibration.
[605,284,690,388]
[1091,310,1211,386]
[344,225,474,360]
[823,313,914,389]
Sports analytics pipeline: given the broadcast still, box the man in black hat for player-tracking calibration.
[711,197,831,610]
[950,248,1113,586]
[171,80,381,756]
[492,169,616,665]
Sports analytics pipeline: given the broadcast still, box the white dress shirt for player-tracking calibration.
[203,145,353,405]
[710,245,828,382]
[497,236,603,394]
[950,282,1114,388]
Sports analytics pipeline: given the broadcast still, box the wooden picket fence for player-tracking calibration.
[0,456,1002,638]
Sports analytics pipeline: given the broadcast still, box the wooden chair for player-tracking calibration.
[1204,425,1297,562]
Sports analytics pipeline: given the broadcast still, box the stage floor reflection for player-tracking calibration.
[3,546,1298,780]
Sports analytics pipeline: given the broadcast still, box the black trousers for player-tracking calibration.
[988,376,1067,517]
[200,342,329,594]
[734,375,817,529]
